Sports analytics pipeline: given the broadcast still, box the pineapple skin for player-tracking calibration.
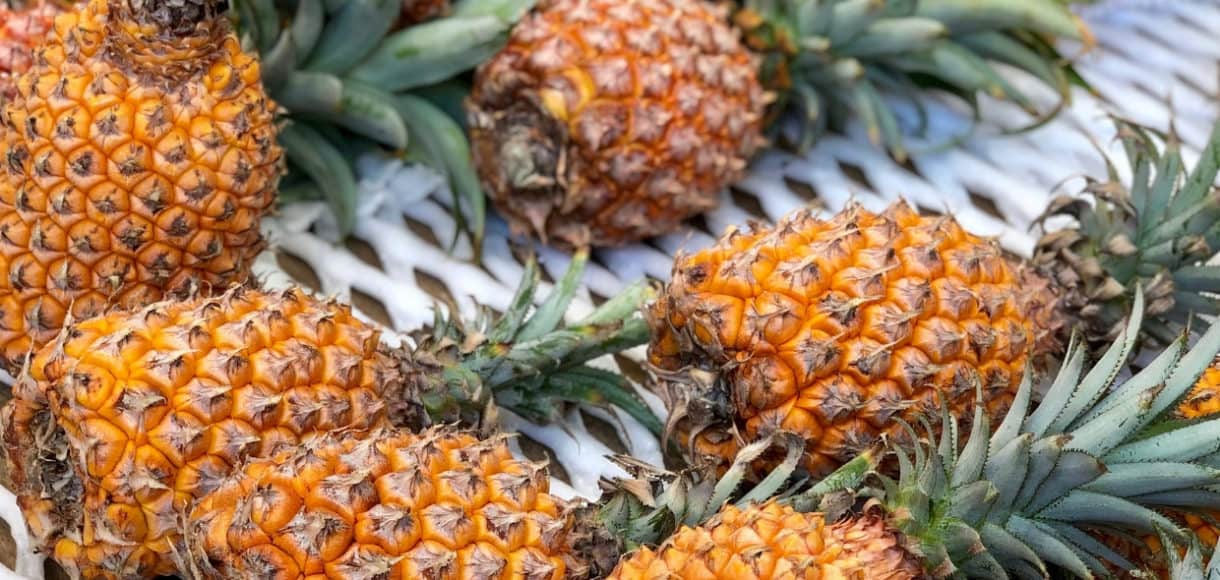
[1178,360,1220,419]
[0,1,63,99]
[0,0,282,372]
[186,427,578,580]
[608,501,921,579]
[467,0,767,249]
[649,201,1060,476]
[1,287,403,578]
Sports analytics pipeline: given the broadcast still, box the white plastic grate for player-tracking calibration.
[0,1,1218,577]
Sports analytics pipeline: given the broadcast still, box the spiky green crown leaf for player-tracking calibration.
[1033,118,1220,350]
[737,0,1088,158]
[232,0,536,246]
[394,249,660,434]
[1161,526,1220,580]
[805,289,1220,578]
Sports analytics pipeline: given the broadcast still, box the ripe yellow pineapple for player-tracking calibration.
[2,253,653,578]
[0,1,64,99]
[184,427,579,579]
[467,0,1086,247]
[650,200,1047,476]
[650,119,1220,477]
[0,0,282,371]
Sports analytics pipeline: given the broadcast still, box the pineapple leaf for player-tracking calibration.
[1106,419,1220,464]
[308,80,409,150]
[279,123,359,235]
[304,0,398,73]
[350,15,513,92]
[289,0,325,65]
[393,94,487,254]
[1081,333,1184,424]
[517,250,588,342]
[1022,335,1085,439]
[1082,463,1220,497]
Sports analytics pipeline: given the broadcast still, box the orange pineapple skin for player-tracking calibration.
[1178,360,1220,419]
[608,502,921,579]
[0,0,282,371]
[187,427,576,580]
[0,1,64,99]
[1,287,402,578]
[649,201,1048,476]
[467,0,767,248]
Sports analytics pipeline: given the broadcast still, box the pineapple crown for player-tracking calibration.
[796,288,1220,578]
[735,0,1088,157]
[395,249,661,436]
[119,0,228,33]
[236,0,536,245]
[1033,118,1220,351]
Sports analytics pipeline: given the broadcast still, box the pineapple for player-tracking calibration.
[1,253,655,578]
[0,1,64,99]
[649,118,1220,477]
[183,427,579,579]
[0,0,283,372]
[466,0,1087,248]
[233,0,533,244]
[613,301,1220,578]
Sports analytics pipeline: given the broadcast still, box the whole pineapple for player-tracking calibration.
[0,1,65,99]
[650,119,1220,477]
[0,0,282,371]
[2,254,653,578]
[184,427,579,579]
[614,306,1220,578]
[467,0,1086,248]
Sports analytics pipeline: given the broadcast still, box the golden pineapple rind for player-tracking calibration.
[187,427,576,580]
[608,501,922,579]
[0,2,63,99]
[0,0,283,371]
[467,0,767,248]
[649,201,1039,476]
[2,287,402,578]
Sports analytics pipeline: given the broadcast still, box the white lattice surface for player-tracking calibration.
[1,1,1219,578]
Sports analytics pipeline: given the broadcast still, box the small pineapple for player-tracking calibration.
[467,0,1087,247]
[614,302,1220,577]
[0,1,65,99]
[650,119,1220,477]
[0,0,283,371]
[2,254,654,578]
[184,427,578,579]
